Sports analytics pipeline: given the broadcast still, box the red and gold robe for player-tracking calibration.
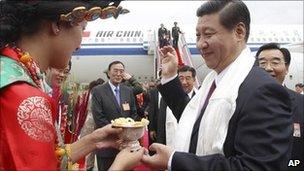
[0,52,59,170]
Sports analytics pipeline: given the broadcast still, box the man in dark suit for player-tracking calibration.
[147,87,165,144]
[147,87,168,145]
[295,83,304,94]
[256,43,304,171]
[171,22,182,48]
[178,65,197,99]
[91,61,138,171]
[158,23,168,48]
[148,66,197,146]
[142,1,292,170]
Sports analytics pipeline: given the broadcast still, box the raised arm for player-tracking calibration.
[157,46,190,121]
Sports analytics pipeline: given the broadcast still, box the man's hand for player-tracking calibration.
[142,143,174,170]
[159,46,178,79]
[123,72,132,80]
[90,124,122,149]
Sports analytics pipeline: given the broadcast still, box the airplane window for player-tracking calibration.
[257,38,261,42]
[269,38,273,41]
[280,38,284,42]
[251,38,254,42]
[292,37,296,41]
[286,38,290,41]
[274,38,278,41]
[263,38,266,42]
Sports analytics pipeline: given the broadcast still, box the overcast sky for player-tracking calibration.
[87,1,303,30]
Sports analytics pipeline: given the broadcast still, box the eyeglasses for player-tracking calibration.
[60,6,129,25]
[258,59,286,68]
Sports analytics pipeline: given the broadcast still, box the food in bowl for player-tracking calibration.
[111,117,149,128]
[111,117,149,151]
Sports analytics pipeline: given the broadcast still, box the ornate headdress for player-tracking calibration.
[60,5,129,25]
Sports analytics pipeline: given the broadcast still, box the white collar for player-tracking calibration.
[187,88,197,98]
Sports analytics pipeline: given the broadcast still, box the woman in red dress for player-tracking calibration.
[0,1,143,170]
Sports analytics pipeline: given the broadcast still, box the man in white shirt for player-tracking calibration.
[142,1,292,170]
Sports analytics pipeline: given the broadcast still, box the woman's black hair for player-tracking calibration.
[0,0,121,49]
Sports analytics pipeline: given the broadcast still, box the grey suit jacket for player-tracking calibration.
[91,82,138,157]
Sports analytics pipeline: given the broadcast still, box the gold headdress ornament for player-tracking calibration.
[60,5,129,25]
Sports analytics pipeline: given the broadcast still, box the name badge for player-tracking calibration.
[293,123,301,137]
[122,102,130,111]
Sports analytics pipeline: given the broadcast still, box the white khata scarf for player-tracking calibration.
[165,108,177,148]
[173,47,255,155]
[166,89,197,148]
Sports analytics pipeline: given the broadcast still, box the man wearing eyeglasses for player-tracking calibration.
[256,42,304,171]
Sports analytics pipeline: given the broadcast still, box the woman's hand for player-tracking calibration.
[90,124,122,149]
[109,147,145,170]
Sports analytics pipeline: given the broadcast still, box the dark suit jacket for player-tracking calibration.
[147,89,160,131]
[158,27,167,39]
[152,89,196,145]
[147,88,167,144]
[172,26,181,38]
[158,66,293,171]
[286,89,304,171]
[91,82,137,157]
[156,97,167,144]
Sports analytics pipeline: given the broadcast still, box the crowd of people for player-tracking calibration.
[0,0,303,171]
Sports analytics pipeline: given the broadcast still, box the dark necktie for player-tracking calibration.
[189,80,216,154]
[114,87,120,106]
